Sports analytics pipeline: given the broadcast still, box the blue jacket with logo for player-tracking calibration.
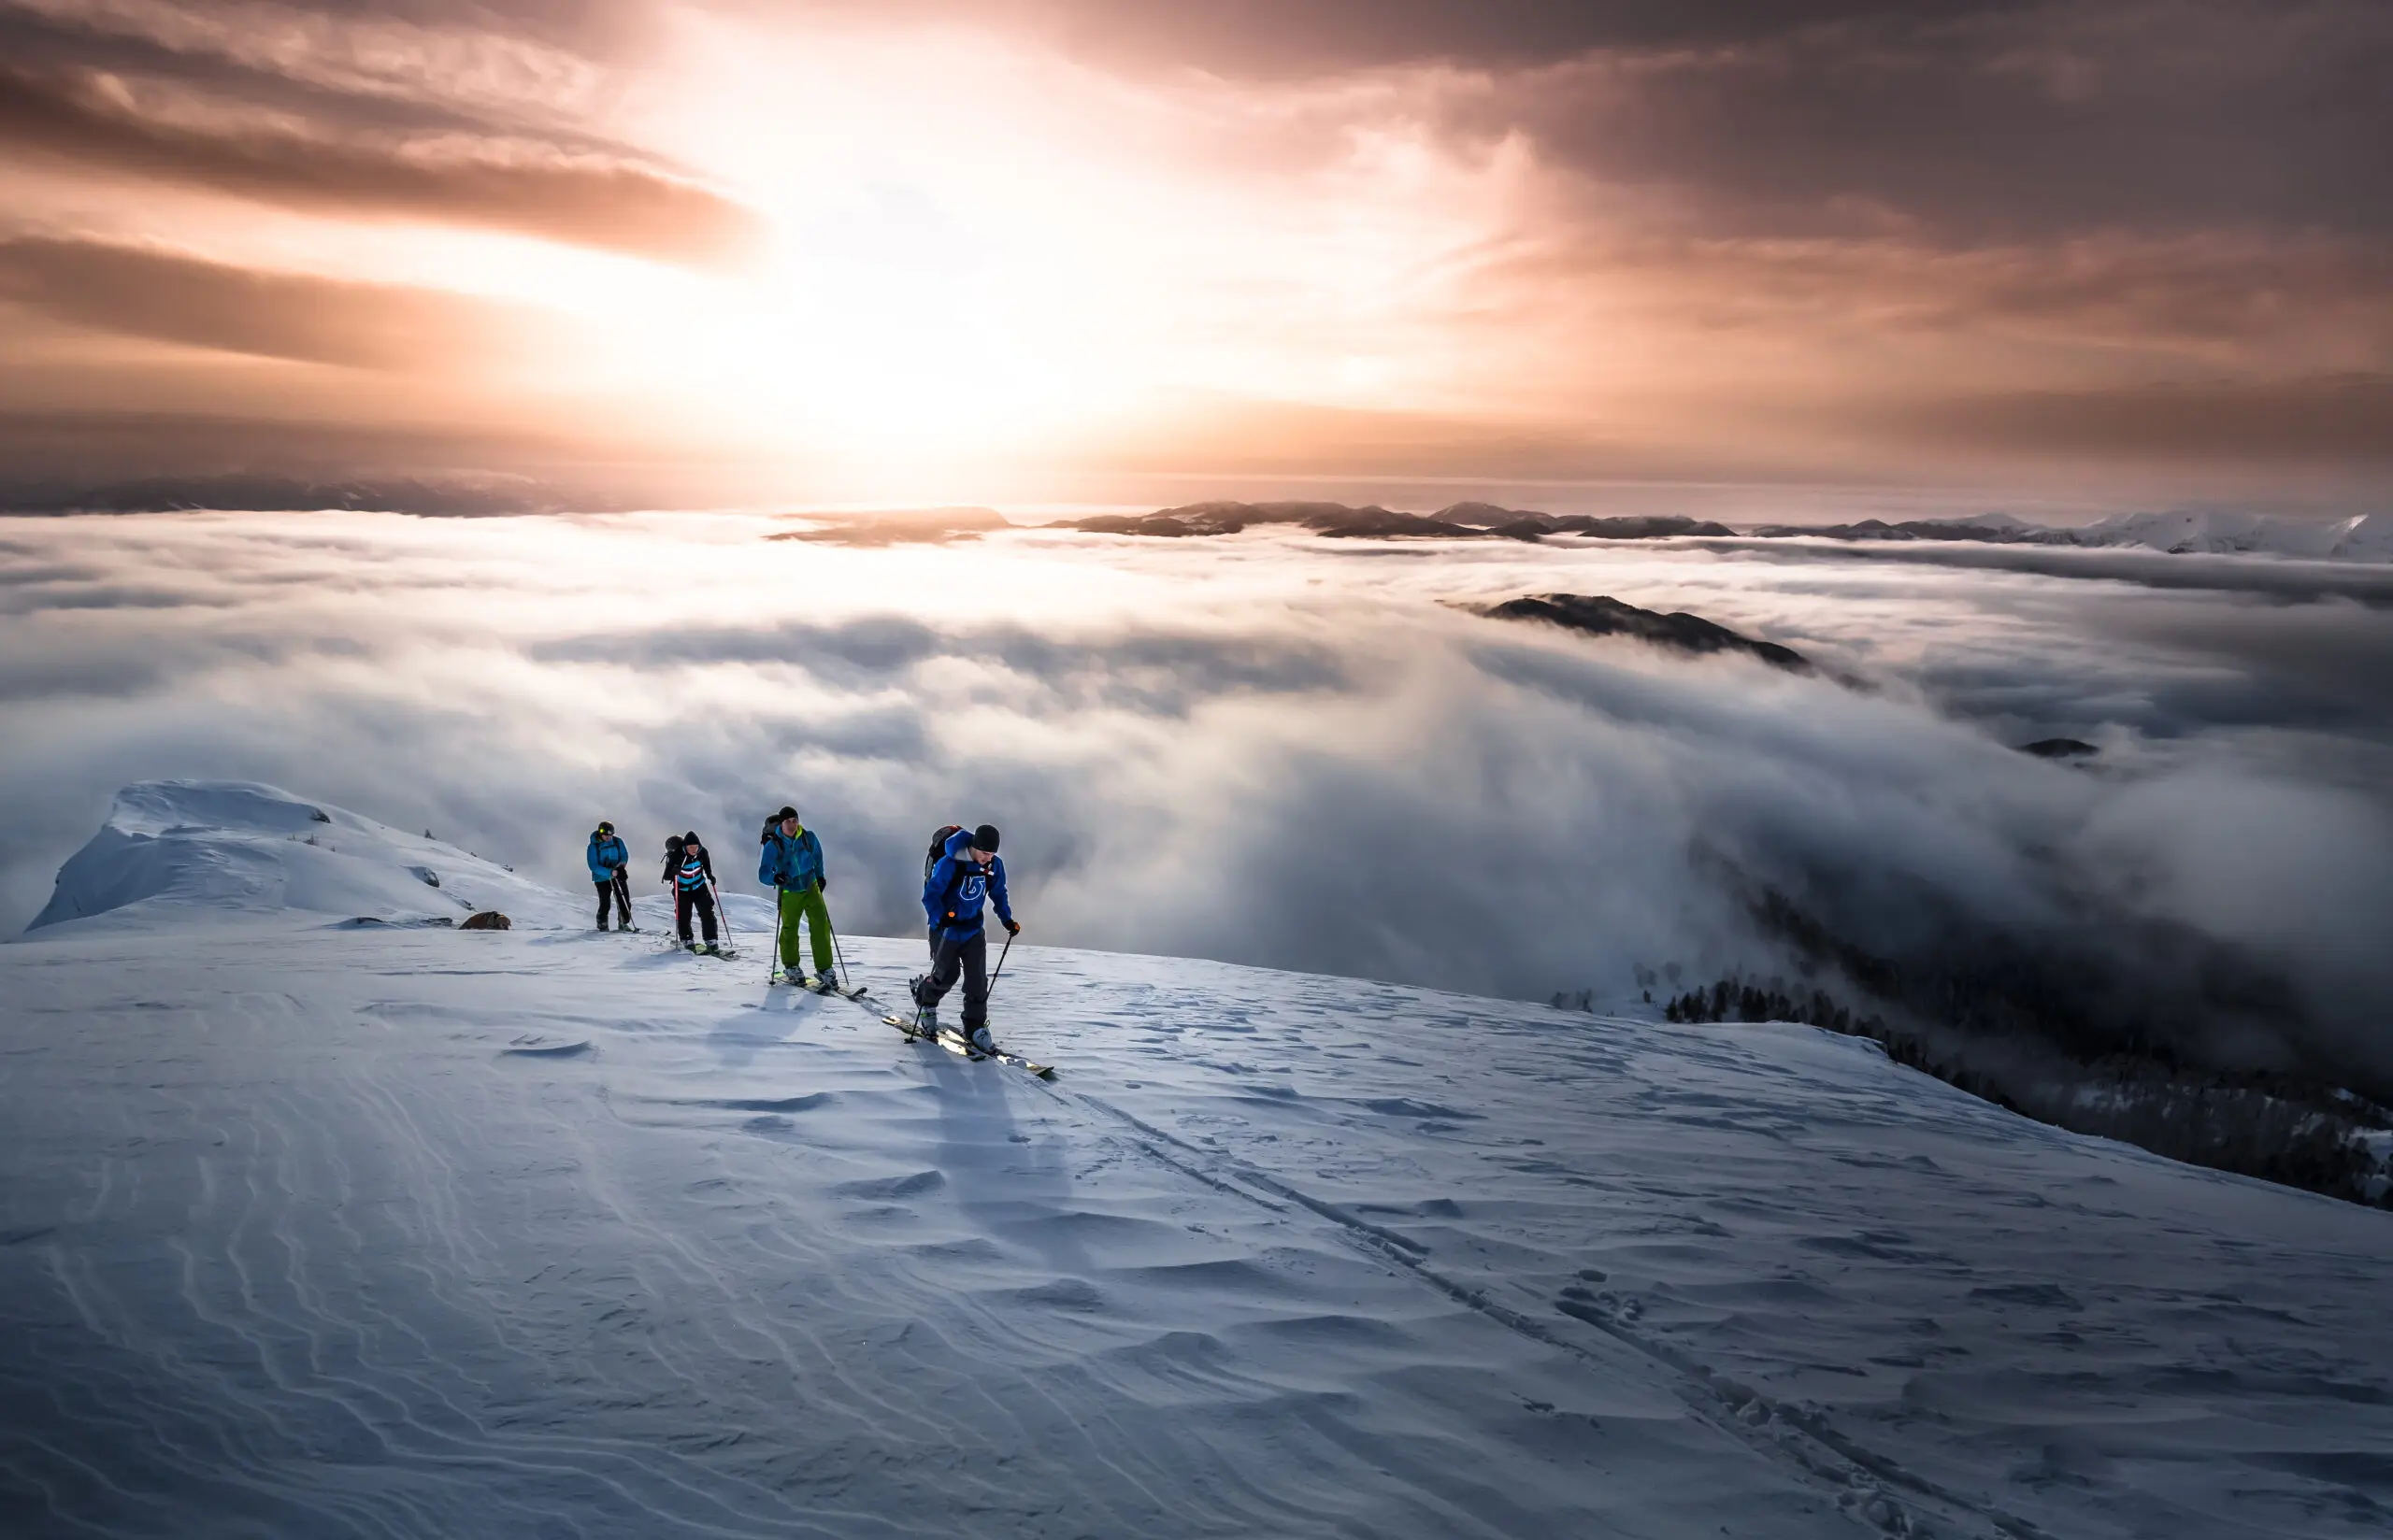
[922,826,1012,940]
[586,832,628,884]
[757,826,826,891]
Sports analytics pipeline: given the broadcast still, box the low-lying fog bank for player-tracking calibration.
[5,509,2388,1196]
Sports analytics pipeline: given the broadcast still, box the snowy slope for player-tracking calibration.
[2,806,2389,1538]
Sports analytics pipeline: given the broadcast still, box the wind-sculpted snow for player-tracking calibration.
[1,917,2386,1538]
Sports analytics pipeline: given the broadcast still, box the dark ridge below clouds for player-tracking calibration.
[1480,592,1812,672]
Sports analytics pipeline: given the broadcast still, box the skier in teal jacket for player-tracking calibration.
[757,806,836,986]
[585,821,632,931]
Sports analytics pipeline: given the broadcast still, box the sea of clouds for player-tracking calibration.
[3,510,2388,1089]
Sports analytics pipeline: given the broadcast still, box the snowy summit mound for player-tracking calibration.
[28,780,577,933]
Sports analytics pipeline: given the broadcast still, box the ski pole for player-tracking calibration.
[911,925,939,1035]
[767,886,784,983]
[707,875,735,954]
[988,929,1014,998]
[826,907,851,992]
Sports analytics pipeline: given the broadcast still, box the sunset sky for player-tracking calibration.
[3,0,2387,509]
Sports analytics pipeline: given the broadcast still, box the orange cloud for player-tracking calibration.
[0,64,763,265]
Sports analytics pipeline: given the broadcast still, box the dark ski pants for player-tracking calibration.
[675,886,718,944]
[915,929,988,1028]
[595,873,631,928]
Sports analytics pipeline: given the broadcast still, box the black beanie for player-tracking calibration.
[773,806,798,823]
[972,823,1001,853]
[683,830,701,846]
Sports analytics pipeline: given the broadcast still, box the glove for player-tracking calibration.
[1004,919,1021,935]
[817,877,828,893]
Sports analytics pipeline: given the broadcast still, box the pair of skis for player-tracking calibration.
[770,970,1052,1077]
[878,1008,1054,1079]
[652,874,737,957]
[876,930,1050,1077]
[771,967,865,999]
[757,895,1053,1077]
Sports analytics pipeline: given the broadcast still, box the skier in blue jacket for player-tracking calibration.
[910,823,1019,1050]
[756,806,836,986]
[585,820,633,931]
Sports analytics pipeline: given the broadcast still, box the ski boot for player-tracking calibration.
[969,1026,996,1054]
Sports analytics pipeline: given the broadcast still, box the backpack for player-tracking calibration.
[924,824,964,881]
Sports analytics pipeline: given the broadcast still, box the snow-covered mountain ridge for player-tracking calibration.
[1744,507,2393,559]
[3,786,2388,1538]
[1049,500,2393,560]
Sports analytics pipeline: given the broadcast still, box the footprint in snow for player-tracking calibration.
[500,1038,594,1058]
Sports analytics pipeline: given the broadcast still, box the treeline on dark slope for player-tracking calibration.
[1647,976,2391,1207]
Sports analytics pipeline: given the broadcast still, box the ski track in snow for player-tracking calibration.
[3,920,2389,1539]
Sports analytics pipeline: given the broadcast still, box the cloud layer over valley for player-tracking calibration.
[4,511,2388,1099]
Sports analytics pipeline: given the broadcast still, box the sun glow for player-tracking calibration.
[600,220,1102,470]
[5,7,1551,497]
[480,14,1540,490]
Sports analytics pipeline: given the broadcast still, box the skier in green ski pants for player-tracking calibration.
[758,806,837,986]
